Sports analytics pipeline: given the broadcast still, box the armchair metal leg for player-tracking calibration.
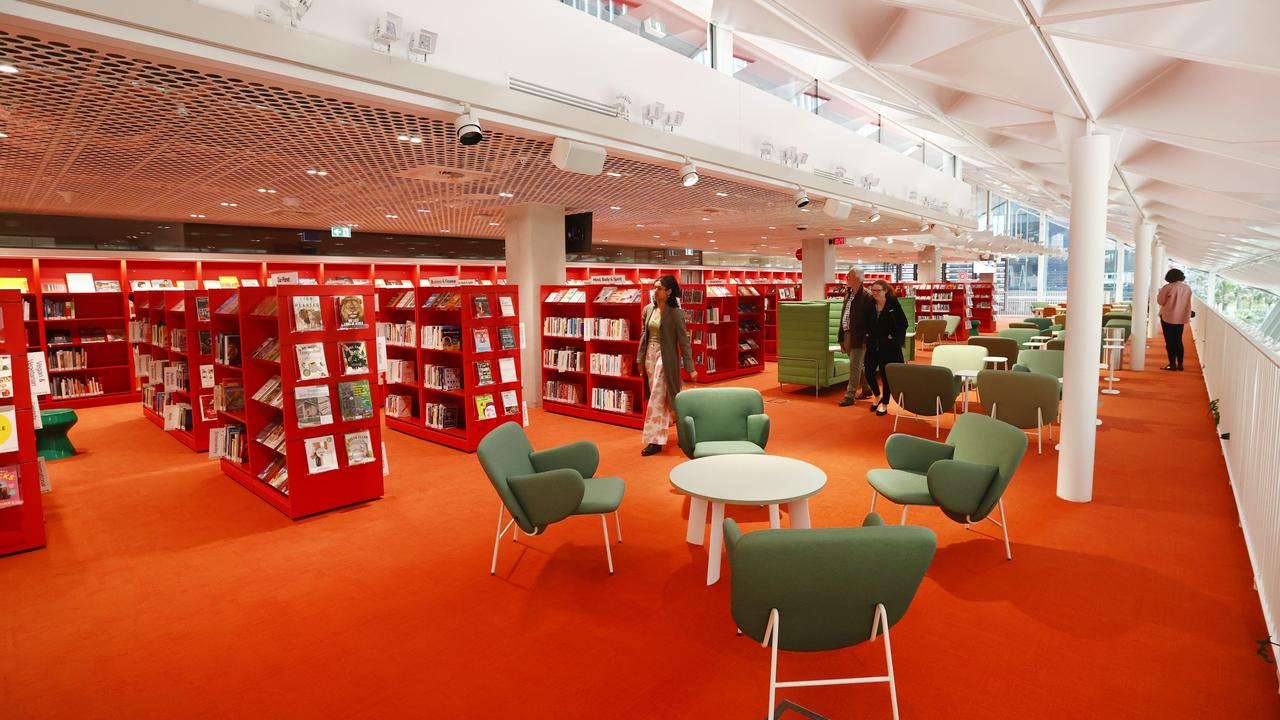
[1036,408,1044,455]
[870,492,878,513]
[935,398,942,439]
[491,502,515,576]
[601,514,615,575]
[985,499,1012,561]
[615,511,623,543]
[900,505,909,525]
[893,393,903,432]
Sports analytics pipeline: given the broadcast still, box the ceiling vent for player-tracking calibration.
[509,77,618,117]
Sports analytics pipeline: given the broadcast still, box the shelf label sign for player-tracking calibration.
[427,275,459,287]
[458,279,480,286]
[330,225,352,238]
[589,275,627,284]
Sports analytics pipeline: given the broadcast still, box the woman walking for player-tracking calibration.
[636,275,696,455]
[863,279,909,416]
[1156,268,1193,370]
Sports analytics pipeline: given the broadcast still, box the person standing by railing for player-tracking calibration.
[1157,268,1193,371]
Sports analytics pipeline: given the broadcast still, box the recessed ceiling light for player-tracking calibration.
[767,226,776,230]
[256,188,276,193]
[417,208,431,213]
[498,192,515,198]
[709,239,716,243]
[636,224,645,228]
[220,202,238,207]
[441,229,451,233]
[189,213,205,218]
[706,230,713,234]
[760,236,768,239]
[605,172,623,177]
[715,192,728,197]
[800,208,810,212]
[385,214,398,219]
[0,132,8,138]
[489,222,500,226]
[0,65,17,74]
[702,217,711,221]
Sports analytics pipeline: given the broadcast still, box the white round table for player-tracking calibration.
[670,455,827,586]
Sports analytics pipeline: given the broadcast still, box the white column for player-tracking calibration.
[1149,241,1166,337]
[801,237,834,301]
[1112,239,1125,303]
[1036,211,1048,302]
[1130,220,1154,369]
[1206,271,1217,306]
[1056,133,1110,504]
[505,203,566,406]
[916,245,942,282]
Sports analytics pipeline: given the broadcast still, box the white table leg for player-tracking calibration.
[768,503,780,528]
[707,502,725,586]
[686,497,708,545]
[787,499,811,529]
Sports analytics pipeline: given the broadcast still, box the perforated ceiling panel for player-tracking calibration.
[0,24,931,261]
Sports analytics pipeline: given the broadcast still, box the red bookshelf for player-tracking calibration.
[0,289,44,556]
[968,282,997,333]
[133,289,223,451]
[681,283,763,383]
[540,283,645,429]
[212,285,385,518]
[763,283,799,361]
[379,284,524,452]
[892,282,971,340]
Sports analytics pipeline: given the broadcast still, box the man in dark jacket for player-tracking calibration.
[836,268,874,406]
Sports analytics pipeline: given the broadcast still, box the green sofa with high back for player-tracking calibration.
[776,301,849,394]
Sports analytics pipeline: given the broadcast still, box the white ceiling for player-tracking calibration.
[711,0,1280,289]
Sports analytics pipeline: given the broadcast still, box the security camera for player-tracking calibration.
[455,105,483,146]
[794,188,810,209]
[797,224,809,231]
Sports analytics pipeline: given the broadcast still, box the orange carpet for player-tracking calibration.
[4,329,1278,719]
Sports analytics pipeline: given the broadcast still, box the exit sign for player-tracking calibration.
[829,237,846,246]
[330,225,352,238]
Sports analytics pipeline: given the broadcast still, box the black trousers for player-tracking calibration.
[864,343,904,403]
[1161,319,1185,367]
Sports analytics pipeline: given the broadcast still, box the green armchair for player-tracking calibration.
[776,301,849,395]
[977,369,1060,454]
[674,387,769,459]
[968,336,1019,368]
[477,422,625,575]
[866,413,1028,559]
[1020,316,1054,332]
[724,513,936,719]
[885,362,960,438]
[1013,348,1065,379]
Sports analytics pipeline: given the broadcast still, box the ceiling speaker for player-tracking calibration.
[551,137,606,176]
[820,199,852,220]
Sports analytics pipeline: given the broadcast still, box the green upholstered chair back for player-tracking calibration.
[976,369,1059,432]
[1020,317,1054,331]
[998,328,1039,346]
[776,301,846,387]
[942,315,960,336]
[931,345,987,374]
[1046,338,1065,351]
[476,421,538,532]
[967,335,1018,362]
[1054,313,1067,328]
[914,319,947,344]
[1016,349,1065,378]
[725,521,937,651]
[1104,319,1132,340]
[674,387,764,455]
[1008,322,1038,329]
[885,363,958,416]
[1047,324,1064,334]
[945,412,1029,521]
[1101,312,1131,325]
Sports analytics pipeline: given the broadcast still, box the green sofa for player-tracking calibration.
[776,301,850,395]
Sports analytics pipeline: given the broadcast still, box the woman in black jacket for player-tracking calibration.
[863,279,909,416]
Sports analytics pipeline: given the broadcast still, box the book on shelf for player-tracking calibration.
[199,365,215,388]
[474,360,494,386]
[472,294,492,318]
[94,279,121,293]
[339,341,369,375]
[344,430,376,465]
[304,435,339,474]
[216,333,241,367]
[252,375,284,408]
[214,293,239,315]
[387,290,416,309]
[335,295,367,329]
[386,393,414,418]
[497,326,516,350]
[198,394,217,421]
[682,288,704,304]
[0,465,21,509]
[473,328,492,353]
[209,423,246,463]
[591,387,634,414]
[194,297,211,322]
[43,298,75,319]
[422,292,461,310]
[325,276,355,285]
[587,318,629,341]
[0,356,14,399]
[501,390,519,415]
[589,353,628,377]
[291,295,324,332]
[498,296,515,317]
[542,348,583,371]
[498,357,517,384]
[542,380,582,405]
[80,327,107,343]
[214,381,245,412]
[259,456,289,494]
[421,326,462,351]
[423,364,460,390]
[544,288,586,303]
[294,343,329,380]
[424,402,457,429]
[197,331,213,356]
[66,273,96,293]
[386,359,416,385]
[337,379,374,421]
[250,296,278,317]
[542,317,583,337]
[256,420,286,452]
[474,393,497,420]
[378,321,416,347]
[0,277,29,293]
[250,337,280,362]
[294,384,333,427]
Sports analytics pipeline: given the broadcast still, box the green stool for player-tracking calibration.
[37,408,78,460]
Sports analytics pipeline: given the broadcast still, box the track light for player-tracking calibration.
[920,218,930,232]
[868,206,881,223]
[794,188,810,209]
[679,159,699,187]
[455,104,483,146]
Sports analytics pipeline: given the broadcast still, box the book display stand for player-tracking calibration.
[209,285,384,518]
[0,290,44,556]
[763,283,798,361]
[540,283,645,429]
[680,284,763,383]
[735,285,765,371]
[968,282,997,333]
[378,284,524,452]
[133,290,222,451]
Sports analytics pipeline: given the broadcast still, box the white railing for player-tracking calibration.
[1190,298,1280,687]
